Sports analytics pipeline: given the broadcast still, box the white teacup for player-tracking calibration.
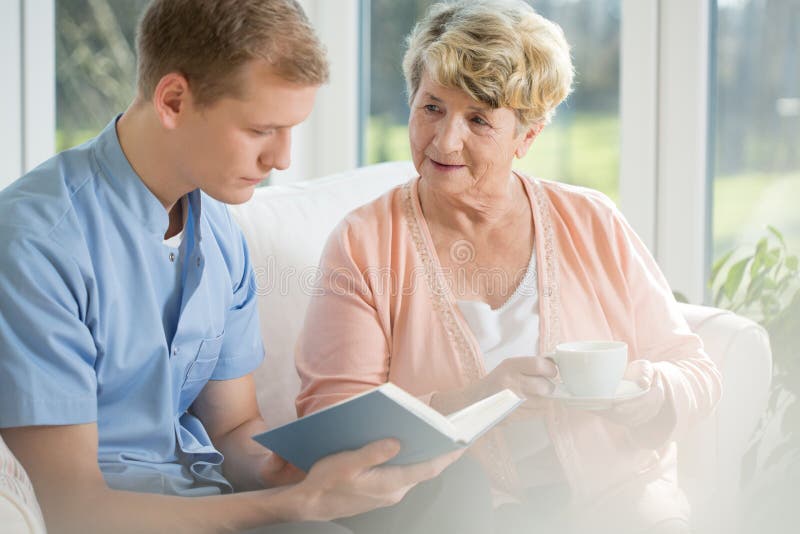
[551,341,628,398]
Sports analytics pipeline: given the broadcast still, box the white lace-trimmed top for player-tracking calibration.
[456,247,565,488]
[455,245,539,373]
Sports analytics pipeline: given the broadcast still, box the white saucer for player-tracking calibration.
[542,379,648,410]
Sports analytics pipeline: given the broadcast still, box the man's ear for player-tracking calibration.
[152,73,193,130]
[515,122,545,159]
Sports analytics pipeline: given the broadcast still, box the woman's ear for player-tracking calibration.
[151,72,193,130]
[515,123,544,159]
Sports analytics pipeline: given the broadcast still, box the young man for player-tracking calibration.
[0,1,459,532]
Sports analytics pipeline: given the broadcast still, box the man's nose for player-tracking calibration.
[259,129,292,173]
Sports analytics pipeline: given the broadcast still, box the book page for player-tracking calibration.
[379,382,458,436]
[446,389,522,442]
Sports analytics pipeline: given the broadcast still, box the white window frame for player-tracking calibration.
[0,0,55,188]
[0,1,23,188]
[271,0,361,185]
[620,0,712,304]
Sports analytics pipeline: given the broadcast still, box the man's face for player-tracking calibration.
[177,61,318,204]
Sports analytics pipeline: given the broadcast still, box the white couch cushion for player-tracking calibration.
[229,161,417,426]
[0,435,45,534]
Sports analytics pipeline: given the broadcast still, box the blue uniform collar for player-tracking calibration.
[94,116,203,242]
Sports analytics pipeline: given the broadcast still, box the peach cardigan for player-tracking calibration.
[296,175,722,529]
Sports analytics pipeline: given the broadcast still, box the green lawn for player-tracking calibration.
[714,171,800,257]
[364,114,800,262]
[516,113,619,202]
[57,129,99,152]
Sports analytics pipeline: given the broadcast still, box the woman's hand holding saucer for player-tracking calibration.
[596,360,666,429]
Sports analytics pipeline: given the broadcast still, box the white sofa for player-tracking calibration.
[0,162,772,533]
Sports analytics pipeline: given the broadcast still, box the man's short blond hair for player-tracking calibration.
[403,0,574,127]
[136,0,329,106]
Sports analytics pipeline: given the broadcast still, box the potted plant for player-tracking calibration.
[709,226,800,533]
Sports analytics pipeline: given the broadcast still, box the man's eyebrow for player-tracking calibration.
[250,122,284,129]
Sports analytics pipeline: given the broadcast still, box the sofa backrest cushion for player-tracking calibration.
[229,161,417,426]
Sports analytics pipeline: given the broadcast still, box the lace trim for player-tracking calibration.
[517,174,560,351]
[401,180,521,492]
[401,181,481,382]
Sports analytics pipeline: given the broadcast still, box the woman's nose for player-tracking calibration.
[433,118,464,155]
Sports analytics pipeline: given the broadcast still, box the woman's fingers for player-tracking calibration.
[495,356,557,379]
[519,376,555,398]
[516,356,559,378]
[481,357,558,401]
[623,359,654,390]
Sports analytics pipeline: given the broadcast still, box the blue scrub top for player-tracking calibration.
[0,118,265,495]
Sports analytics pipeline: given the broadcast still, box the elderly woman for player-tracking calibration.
[296,1,721,533]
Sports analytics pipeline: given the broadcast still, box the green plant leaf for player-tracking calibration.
[745,273,766,305]
[714,285,726,307]
[723,256,752,301]
[764,248,781,269]
[756,237,768,257]
[787,255,798,272]
[750,245,766,279]
[761,294,781,320]
[767,225,787,249]
[775,270,795,292]
[762,277,778,290]
[710,249,735,286]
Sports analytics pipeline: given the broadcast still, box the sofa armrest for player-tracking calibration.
[677,303,772,530]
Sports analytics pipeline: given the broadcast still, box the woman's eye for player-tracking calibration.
[471,116,489,126]
[251,128,275,137]
[423,104,440,113]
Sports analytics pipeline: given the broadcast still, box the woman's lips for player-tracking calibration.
[430,159,465,171]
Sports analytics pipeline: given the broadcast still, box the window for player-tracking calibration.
[362,0,621,201]
[56,0,147,151]
[711,0,800,257]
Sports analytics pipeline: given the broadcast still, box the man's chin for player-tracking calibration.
[201,185,258,205]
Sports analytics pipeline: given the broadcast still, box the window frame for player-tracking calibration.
[0,0,55,186]
[620,0,713,303]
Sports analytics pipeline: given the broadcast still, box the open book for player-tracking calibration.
[253,383,522,472]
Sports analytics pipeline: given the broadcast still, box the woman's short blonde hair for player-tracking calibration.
[402,0,574,126]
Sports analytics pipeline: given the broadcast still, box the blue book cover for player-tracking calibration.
[253,383,522,472]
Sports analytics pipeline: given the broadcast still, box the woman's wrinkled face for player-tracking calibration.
[408,70,538,195]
